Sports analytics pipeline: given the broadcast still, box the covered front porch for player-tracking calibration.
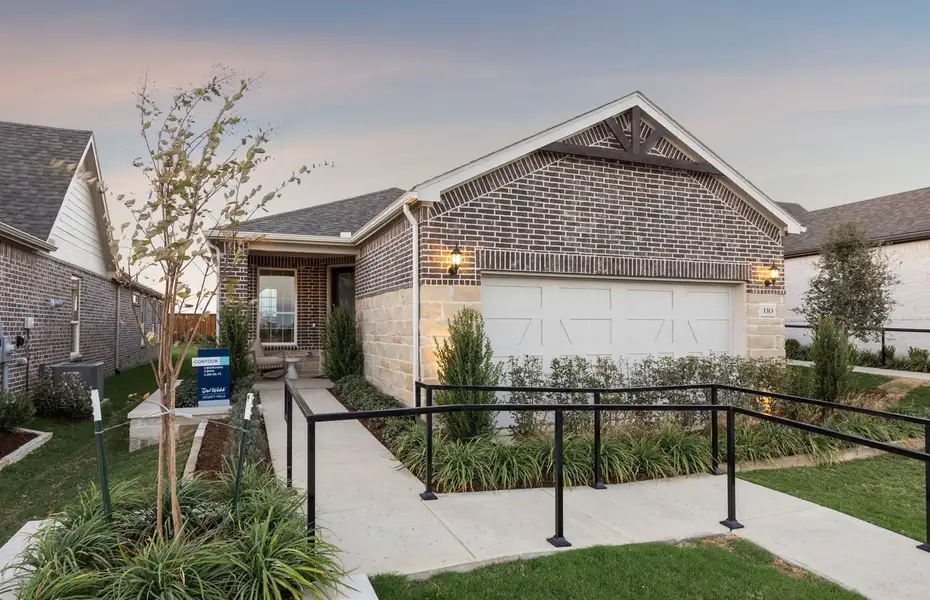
[221,243,358,377]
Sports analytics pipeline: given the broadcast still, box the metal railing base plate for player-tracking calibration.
[720,519,745,531]
[547,536,572,548]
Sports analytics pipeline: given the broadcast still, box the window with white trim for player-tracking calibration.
[70,276,81,356]
[258,269,296,344]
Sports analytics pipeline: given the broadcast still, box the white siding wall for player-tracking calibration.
[48,171,109,276]
[786,239,930,351]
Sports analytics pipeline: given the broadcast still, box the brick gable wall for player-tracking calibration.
[356,215,412,299]
[419,153,783,293]
[0,238,159,395]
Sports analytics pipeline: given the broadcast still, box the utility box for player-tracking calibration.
[51,361,105,399]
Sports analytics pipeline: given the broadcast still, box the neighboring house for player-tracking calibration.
[211,92,803,405]
[783,187,930,350]
[0,121,161,395]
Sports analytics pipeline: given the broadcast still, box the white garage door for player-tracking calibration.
[482,275,739,364]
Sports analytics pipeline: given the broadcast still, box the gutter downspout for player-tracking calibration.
[402,204,419,404]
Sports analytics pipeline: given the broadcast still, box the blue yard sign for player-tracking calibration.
[192,347,231,407]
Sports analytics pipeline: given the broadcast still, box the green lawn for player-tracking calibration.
[849,371,892,391]
[897,385,930,414]
[371,538,863,600]
[0,357,195,544]
[741,455,925,541]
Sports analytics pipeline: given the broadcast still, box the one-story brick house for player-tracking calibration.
[212,92,803,405]
[0,121,161,395]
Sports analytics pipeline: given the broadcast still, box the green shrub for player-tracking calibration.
[192,332,217,347]
[0,390,33,432]
[31,371,92,420]
[9,467,344,600]
[218,300,254,384]
[809,317,852,404]
[784,338,808,360]
[323,302,363,381]
[434,307,502,441]
[175,376,200,408]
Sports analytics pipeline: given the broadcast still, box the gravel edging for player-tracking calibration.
[0,429,53,471]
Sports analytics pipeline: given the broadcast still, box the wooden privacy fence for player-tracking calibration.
[173,313,216,342]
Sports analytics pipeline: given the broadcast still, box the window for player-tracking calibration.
[70,276,81,356]
[258,269,296,344]
[132,293,140,306]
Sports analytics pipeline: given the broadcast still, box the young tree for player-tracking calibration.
[800,221,899,342]
[66,69,319,536]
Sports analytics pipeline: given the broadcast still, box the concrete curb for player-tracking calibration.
[0,429,53,471]
[182,420,209,479]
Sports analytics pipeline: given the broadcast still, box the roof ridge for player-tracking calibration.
[0,120,93,136]
[242,187,405,227]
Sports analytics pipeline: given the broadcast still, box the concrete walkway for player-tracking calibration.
[262,381,930,599]
[789,359,930,382]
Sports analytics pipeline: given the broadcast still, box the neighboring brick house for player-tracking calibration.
[782,187,930,351]
[0,121,162,395]
[212,92,804,404]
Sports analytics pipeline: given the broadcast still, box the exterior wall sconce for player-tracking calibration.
[763,264,780,287]
[448,244,462,276]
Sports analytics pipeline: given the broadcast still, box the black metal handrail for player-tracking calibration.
[786,323,930,367]
[286,380,930,554]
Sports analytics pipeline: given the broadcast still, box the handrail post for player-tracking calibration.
[307,414,316,537]
[919,422,930,553]
[420,386,438,501]
[547,408,571,547]
[720,406,744,530]
[710,385,720,475]
[881,329,887,367]
[415,381,421,408]
[285,382,293,488]
[591,392,606,489]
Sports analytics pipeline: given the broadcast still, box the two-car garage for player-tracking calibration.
[481,275,742,365]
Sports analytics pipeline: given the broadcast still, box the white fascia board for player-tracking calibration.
[350,191,421,243]
[0,221,57,251]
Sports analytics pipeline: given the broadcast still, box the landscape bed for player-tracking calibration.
[330,355,930,494]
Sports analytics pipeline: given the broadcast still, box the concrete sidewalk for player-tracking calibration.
[789,359,930,382]
[262,381,930,599]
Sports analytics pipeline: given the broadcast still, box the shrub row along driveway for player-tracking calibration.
[0,360,194,544]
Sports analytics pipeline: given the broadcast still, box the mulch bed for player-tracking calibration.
[0,430,39,460]
[194,419,273,478]
[195,420,230,477]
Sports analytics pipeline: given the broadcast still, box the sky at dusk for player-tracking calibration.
[4,0,930,228]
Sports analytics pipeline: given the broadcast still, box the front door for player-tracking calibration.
[330,266,356,312]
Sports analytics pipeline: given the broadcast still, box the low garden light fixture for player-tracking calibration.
[763,264,780,287]
[448,244,462,276]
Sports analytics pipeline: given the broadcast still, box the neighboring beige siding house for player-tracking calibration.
[783,187,930,351]
[212,92,803,405]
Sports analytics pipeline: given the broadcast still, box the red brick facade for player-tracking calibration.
[0,238,160,395]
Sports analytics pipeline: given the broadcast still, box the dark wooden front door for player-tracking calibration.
[330,266,355,312]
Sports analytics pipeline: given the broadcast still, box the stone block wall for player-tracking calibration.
[357,287,414,402]
[419,284,481,385]
[746,293,786,359]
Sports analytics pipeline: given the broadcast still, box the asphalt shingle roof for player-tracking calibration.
[783,186,930,257]
[0,121,92,240]
[239,187,406,237]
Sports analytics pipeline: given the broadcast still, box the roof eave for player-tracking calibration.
[0,221,57,251]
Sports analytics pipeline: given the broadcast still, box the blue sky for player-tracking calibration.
[4,0,930,221]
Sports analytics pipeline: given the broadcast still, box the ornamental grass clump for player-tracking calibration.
[6,466,344,600]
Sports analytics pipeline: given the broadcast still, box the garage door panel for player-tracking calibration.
[560,318,612,348]
[482,284,542,315]
[484,317,541,353]
[481,276,736,363]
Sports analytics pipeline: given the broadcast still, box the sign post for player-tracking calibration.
[192,348,231,407]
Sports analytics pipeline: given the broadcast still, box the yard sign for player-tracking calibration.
[192,347,231,407]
